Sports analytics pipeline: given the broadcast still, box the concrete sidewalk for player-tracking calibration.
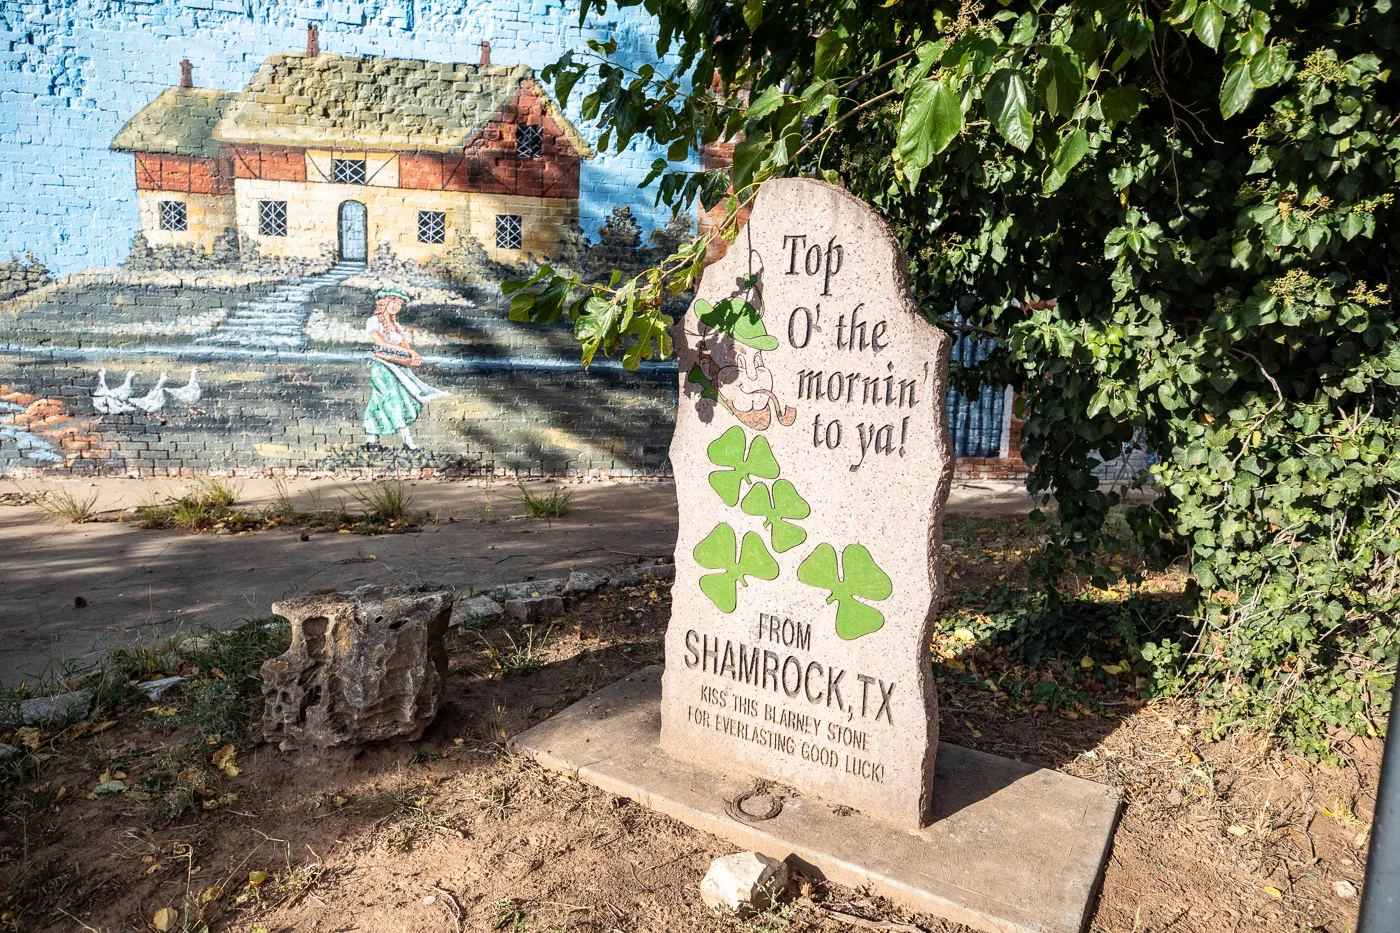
[0,476,1033,683]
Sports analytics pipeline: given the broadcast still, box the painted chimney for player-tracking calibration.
[306,23,320,59]
[479,41,491,66]
[179,58,193,88]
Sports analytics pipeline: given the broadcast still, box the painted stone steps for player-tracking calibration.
[198,263,364,351]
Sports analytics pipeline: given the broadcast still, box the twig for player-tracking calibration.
[428,884,464,933]
[641,846,703,873]
[53,908,100,932]
[790,87,901,164]
[817,906,928,932]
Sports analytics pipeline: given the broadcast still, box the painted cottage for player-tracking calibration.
[111,31,594,265]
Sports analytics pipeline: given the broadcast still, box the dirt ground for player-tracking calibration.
[0,519,1377,933]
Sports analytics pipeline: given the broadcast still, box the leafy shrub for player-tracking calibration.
[518,0,1399,754]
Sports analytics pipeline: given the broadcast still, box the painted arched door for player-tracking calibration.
[338,201,367,262]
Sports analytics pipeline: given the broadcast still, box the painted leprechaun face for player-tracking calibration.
[685,298,797,432]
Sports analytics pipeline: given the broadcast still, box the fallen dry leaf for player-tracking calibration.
[211,744,239,777]
[152,906,178,931]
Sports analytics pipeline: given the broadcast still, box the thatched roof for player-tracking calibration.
[110,88,238,158]
[210,53,594,156]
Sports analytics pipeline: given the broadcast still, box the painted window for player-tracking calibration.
[258,200,288,237]
[332,157,367,185]
[495,214,523,250]
[418,210,446,244]
[158,200,188,232]
[516,125,543,160]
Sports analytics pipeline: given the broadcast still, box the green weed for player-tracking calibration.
[37,488,100,523]
[516,483,572,520]
[352,480,414,523]
[188,477,240,509]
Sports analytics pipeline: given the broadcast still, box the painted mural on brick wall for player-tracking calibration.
[0,1,682,477]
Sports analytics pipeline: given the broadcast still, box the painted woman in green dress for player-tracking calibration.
[362,286,446,450]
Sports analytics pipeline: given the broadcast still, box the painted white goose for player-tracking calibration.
[167,366,201,406]
[106,370,136,402]
[92,368,136,414]
[129,372,169,415]
[93,393,134,415]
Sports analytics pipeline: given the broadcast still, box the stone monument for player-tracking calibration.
[513,179,1120,933]
[661,177,951,828]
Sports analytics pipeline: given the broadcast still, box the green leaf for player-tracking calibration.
[741,479,811,552]
[984,69,1033,151]
[1220,63,1254,117]
[707,426,780,506]
[554,67,584,109]
[1101,85,1145,123]
[694,523,780,613]
[798,543,894,640]
[1192,1,1224,51]
[1037,46,1084,119]
[747,85,785,120]
[897,79,963,176]
[814,30,844,79]
[1010,12,1037,45]
[1165,0,1198,24]
[1249,45,1289,87]
[742,0,763,30]
[730,135,768,193]
[1043,127,1089,194]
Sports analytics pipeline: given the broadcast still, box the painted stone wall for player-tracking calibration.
[0,0,683,477]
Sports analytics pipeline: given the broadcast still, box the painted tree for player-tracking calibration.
[506,0,1399,752]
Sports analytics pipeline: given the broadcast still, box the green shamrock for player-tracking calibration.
[798,543,894,640]
[693,522,780,613]
[706,425,779,507]
[741,480,811,553]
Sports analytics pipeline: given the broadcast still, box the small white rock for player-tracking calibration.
[136,676,187,700]
[700,852,789,916]
[1333,879,1358,899]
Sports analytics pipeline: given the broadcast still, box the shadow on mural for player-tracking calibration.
[0,18,683,477]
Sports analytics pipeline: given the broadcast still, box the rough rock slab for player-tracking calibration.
[617,562,675,585]
[564,569,607,595]
[450,595,504,627]
[0,743,18,762]
[505,595,564,623]
[262,584,451,750]
[512,667,1120,933]
[488,579,567,602]
[19,689,92,725]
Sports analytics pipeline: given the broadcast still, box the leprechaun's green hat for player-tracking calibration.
[694,297,779,351]
[376,285,411,302]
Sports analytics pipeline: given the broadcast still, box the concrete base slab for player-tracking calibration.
[511,666,1120,933]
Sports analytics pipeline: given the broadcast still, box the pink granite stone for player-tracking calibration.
[661,177,954,829]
